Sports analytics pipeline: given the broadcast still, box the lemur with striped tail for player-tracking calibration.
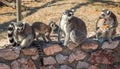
[7,21,35,48]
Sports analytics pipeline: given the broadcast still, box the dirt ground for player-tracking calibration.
[0,0,120,47]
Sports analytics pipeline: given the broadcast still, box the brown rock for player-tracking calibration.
[40,65,56,69]
[11,58,37,69]
[89,50,114,64]
[0,49,19,60]
[88,65,99,69]
[67,41,79,50]
[55,54,68,64]
[114,65,120,69]
[100,65,120,69]
[32,55,39,60]
[22,48,38,56]
[115,47,120,54]
[106,65,116,69]
[43,44,62,55]
[60,65,72,69]
[48,65,56,69]
[68,53,75,63]
[102,40,119,49]
[40,67,47,69]
[82,39,98,50]
[68,50,86,63]
[76,61,90,69]
[43,56,56,65]
[0,39,9,49]
[114,47,120,63]
[0,63,10,69]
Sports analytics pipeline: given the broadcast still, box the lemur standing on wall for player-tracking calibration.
[96,9,118,43]
[7,21,35,50]
[58,9,87,46]
[32,20,58,43]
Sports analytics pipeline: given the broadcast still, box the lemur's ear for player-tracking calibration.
[50,19,54,22]
[62,10,66,14]
[22,22,26,28]
[11,22,16,26]
[71,9,75,12]
[106,10,111,15]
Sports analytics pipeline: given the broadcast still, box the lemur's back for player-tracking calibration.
[68,16,87,35]
[32,22,49,34]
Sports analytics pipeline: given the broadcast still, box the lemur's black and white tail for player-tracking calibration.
[7,23,17,46]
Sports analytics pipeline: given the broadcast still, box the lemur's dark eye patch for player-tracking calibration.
[101,14,105,17]
[51,24,54,27]
[62,9,74,17]
[17,28,22,30]
[68,14,72,16]
[18,23,24,27]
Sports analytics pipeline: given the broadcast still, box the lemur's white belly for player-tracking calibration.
[60,19,67,33]
[18,34,25,42]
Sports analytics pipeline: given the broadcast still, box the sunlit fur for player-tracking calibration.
[59,9,87,46]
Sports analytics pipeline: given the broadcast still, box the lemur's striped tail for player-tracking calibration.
[7,23,17,46]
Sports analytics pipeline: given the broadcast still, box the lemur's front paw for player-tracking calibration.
[63,43,68,47]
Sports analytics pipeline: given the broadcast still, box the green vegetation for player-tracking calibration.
[88,0,94,4]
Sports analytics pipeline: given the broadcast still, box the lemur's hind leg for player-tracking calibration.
[20,34,34,48]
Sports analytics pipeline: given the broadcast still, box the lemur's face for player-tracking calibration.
[99,9,111,19]
[62,9,75,20]
[49,20,57,30]
[14,22,25,33]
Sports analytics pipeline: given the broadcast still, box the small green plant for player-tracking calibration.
[88,0,94,4]
[95,7,99,11]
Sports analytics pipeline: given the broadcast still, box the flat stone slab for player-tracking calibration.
[0,63,10,69]
[102,40,120,49]
[22,48,38,56]
[76,61,90,69]
[43,44,62,56]
[43,56,56,65]
[0,49,19,60]
[11,58,37,69]
[89,50,115,64]
[68,50,87,63]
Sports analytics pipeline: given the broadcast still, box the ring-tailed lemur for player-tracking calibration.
[96,9,118,43]
[7,21,35,48]
[31,20,59,66]
[58,9,87,46]
[32,20,58,42]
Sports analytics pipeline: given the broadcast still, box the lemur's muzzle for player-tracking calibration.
[99,14,105,19]
[17,27,23,32]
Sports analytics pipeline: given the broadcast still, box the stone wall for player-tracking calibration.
[0,38,120,69]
